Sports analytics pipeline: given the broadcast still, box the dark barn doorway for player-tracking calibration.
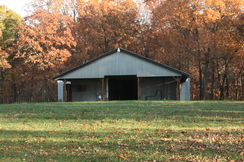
[108,76,137,100]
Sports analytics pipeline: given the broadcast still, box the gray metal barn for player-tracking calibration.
[53,48,190,101]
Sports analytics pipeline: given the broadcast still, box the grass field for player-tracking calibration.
[0,101,243,162]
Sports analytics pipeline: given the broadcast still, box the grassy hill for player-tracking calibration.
[0,101,243,161]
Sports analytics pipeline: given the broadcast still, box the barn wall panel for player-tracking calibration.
[140,77,177,100]
[71,79,102,101]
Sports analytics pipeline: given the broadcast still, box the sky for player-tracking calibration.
[0,0,33,17]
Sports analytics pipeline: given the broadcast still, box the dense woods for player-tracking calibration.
[0,0,243,103]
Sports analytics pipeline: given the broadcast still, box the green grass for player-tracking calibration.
[0,101,243,162]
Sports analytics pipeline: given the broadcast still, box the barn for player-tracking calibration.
[53,48,190,101]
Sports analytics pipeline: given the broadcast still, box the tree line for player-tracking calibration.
[0,0,243,103]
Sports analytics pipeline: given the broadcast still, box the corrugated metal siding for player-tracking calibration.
[71,79,102,101]
[180,78,190,100]
[140,77,177,100]
[59,52,181,79]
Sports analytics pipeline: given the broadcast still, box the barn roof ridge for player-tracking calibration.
[52,48,190,80]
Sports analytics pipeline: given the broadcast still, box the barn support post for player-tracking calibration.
[57,80,64,102]
[173,77,181,100]
[176,82,180,100]
[101,78,104,100]
[137,77,142,100]
[105,78,109,101]
[63,79,67,102]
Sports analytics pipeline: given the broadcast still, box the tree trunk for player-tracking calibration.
[220,73,226,100]
[199,59,203,100]
[225,59,229,98]
[0,67,3,104]
[201,60,209,100]
[200,49,210,100]
[210,60,215,100]
[10,71,17,103]
[220,58,230,100]
[241,74,244,100]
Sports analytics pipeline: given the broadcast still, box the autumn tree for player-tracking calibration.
[0,49,11,103]
[0,5,21,103]
[0,5,21,69]
[26,0,78,20]
[146,0,244,100]
[75,0,140,61]
[231,14,244,100]
[0,5,22,48]
[8,9,76,102]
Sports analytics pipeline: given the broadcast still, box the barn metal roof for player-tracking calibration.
[52,48,190,81]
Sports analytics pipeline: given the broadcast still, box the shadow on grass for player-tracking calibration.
[0,127,243,161]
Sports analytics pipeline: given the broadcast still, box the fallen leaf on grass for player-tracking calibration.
[3,147,8,151]
[39,149,49,156]
[181,131,187,134]
[118,153,126,159]
[238,150,244,155]
[205,128,210,131]
[36,137,45,142]
[13,146,20,149]
[178,157,184,160]
[131,128,142,131]
[68,145,74,148]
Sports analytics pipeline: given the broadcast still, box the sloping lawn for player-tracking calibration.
[0,101,243,161]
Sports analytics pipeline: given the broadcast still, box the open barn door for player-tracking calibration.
[107,76,137,100]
